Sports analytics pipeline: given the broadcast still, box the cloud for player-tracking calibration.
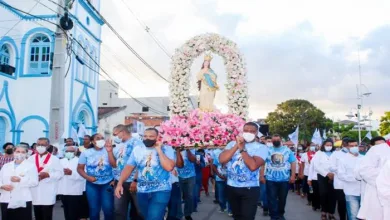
[100,0,388,121]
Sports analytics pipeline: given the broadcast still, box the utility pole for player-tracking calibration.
[49,0,73,144]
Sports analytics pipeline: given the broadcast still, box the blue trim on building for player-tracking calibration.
[69,14,102,43]
[16,115,49,143]
[0,36,19,79]
[19,27,55,78]
[71,84,97,133]
[0,80,16,143]
[78,0,104,25]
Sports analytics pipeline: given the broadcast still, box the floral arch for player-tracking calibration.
[169,33,249,119]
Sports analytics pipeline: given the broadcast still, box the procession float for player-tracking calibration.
[160,33,249,149]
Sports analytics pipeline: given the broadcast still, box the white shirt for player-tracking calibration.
[314,151,333,178]
[338,153,363,196]
[57,157,85,196]
[356,143,390,220]
[300,153,310,176]
[170,168,179,184]
[27,153,64,205]
[0,160,38,203]
[308,153,319,181]
[377,160,390,220]
[329,150,347,190]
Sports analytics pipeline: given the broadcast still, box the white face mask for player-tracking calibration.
[14,153,26,161]
[65,152,75,160]
[96,140,105,148]
[266,143,273,147]
[36,146,47,154]
[325,146,333,152]
[242,132,255,142]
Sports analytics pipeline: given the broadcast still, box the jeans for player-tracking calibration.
[266,181,289,220]
[318,175,337,214]
[259,182,268,210]
[345,195,360,220]
[194,176,202,211]
[114,181,142,220]
[85,181,114,220]
[179,176,195,216]
[216,181,231,212]
[137,191,171,220]
[167,182,183,220]
[227,185,260,220]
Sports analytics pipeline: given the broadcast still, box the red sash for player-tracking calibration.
[35,153,51,172]
[307,151,315,163]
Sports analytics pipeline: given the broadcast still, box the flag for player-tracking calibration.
[71,127,79,144]
[364,131,372,140]
[77,123,89,138]
[323,129,327,140]
[311,129,322,146]
[288,126,299,146]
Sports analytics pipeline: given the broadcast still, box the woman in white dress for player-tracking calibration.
[0,144,39,220]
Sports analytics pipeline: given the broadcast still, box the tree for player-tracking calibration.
[266,99,332,141]
[341,130,379,144]
[332,122,355,133]
[379,112,390,135]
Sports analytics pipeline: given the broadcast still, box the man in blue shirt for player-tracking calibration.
[176,147,197,220]
[219,122,268,220]
[106,124,143,220]
[261,134,296,220]
[115,128,175,220]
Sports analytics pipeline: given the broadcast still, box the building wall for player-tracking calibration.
[98,110,127,138]
[0,0,102,146]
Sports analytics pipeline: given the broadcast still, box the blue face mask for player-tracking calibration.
[113,136,122,144]
[349,147,359,155]
[310,146,316,152]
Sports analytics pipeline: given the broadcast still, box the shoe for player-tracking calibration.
[218,209,226,213]
[263,210,269,216]
[185,216,193,220]
[228,212,233,217]
[213,200,219,204]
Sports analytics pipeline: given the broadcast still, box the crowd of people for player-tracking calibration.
[0,122,389,220]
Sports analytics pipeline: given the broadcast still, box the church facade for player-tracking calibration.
[0,0,102,147]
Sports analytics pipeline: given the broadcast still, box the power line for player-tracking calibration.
[6,3,168,116]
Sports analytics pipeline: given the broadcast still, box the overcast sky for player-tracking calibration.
[99,0,389,123]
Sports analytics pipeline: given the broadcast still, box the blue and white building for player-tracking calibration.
[0,0,102,147]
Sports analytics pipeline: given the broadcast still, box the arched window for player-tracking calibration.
[0,45,10,65]
[29,34,51,75]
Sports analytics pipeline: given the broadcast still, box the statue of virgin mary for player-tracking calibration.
[196,54,219,112]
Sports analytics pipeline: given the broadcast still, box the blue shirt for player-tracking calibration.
[265,146,296,182]
[225,141,268,187]
[112,138,143,182]
[127,145,174,193]
[177,149,196,179]
[213,149,227,182]
[79,148,113,185]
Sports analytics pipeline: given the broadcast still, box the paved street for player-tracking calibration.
[51,191,321,220]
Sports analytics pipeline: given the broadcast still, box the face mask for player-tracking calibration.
[342,147,349,153]
[113,136,122,144]
[242,132,255,142]
[266,143,273,147]
[65,152,75,160]
[143,139,156,147]
[5,148,13,155]
[96,140,105,148]
[36,146,47,154]
[273,141,281,147]
[14,153,26,160]
[310,146,316,152]
[325,146,333,152]
[349,147,359,155]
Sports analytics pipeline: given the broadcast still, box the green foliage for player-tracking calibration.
[265,99,331,141]
[341,130,379,143]
[332,122,355,133]
[379,112,390,135]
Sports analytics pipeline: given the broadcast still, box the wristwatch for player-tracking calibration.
[239,149,247,154]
